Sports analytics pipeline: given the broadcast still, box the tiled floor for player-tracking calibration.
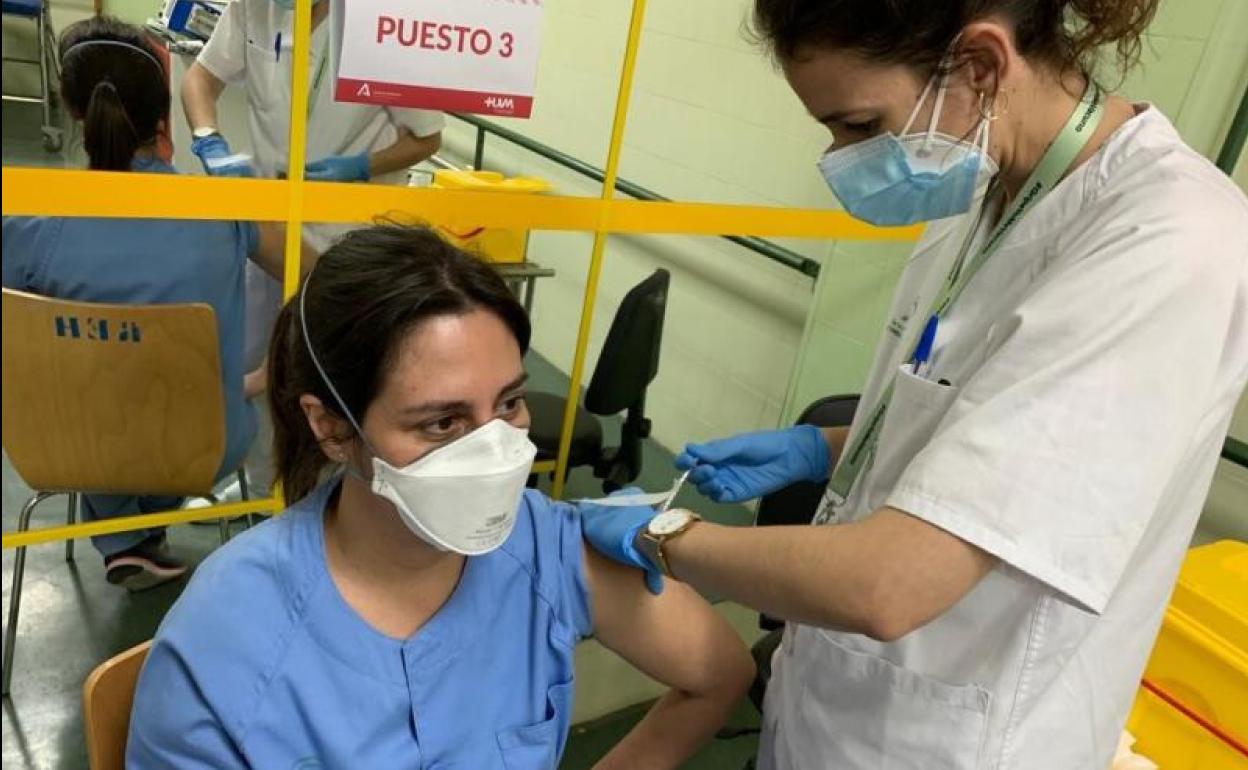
[1,110,760,766]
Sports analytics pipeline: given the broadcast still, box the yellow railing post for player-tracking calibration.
[550,0,650,499]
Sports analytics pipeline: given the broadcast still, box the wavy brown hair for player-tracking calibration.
[751,0,1158,80]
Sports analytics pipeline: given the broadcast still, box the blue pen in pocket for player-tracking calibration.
[910,314,939,379]
[275,32,282,62]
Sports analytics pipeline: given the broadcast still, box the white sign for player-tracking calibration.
[334,0,544,118]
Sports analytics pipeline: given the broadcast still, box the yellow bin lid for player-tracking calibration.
[1171,540,1248,653]
[432,170,551,193]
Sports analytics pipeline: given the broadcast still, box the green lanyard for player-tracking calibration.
[306,42,330,122]
[824,82,1105,506]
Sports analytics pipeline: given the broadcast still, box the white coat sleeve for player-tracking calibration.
[125,639,249,769]
[197,0,247,85]
[386,108,445,139]
[886,185,1248,614]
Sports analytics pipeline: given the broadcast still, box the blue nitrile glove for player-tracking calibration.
[577,487,664,595]
[675,424,830,504]
[190,134,254,177]
[304,152,371,182]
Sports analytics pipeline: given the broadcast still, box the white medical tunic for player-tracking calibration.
[197,0,444,192]
[198,0,446,369]
[760,107,1248,769]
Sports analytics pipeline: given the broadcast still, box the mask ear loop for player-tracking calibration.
[298,269,385,478]
[922,73,951,152]
[911,34,964,150]
[900,74,937,137]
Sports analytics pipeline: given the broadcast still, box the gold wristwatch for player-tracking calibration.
[637,510,701,578]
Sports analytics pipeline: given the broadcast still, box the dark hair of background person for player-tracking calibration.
[267,224,532,503]
[58,16,170,171]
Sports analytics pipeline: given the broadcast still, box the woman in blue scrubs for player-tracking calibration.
[1,17,299,591]
[127,225,756,769]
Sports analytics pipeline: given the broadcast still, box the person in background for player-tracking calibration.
[180,0,445,492]
[1,16,313,591]
[127,225,754,769]
[579,1,1248,768]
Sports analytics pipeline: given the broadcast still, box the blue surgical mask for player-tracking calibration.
[817,75,998,226]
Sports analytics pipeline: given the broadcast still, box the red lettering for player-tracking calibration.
[376,15,396,44]
[469,28,491,55]
[378,19,506,57]
[452,25,471,52]
[397,19,418,46]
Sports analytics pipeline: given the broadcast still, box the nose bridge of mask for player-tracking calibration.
[370,418,536,556]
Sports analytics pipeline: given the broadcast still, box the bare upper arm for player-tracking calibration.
[582,544,753,696]
[250,224,318,283]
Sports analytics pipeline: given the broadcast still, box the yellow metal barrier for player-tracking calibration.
[1,499,280,550]
[0,168,923,242]
[551,0,650,499]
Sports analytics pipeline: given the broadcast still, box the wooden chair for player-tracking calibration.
[83,641,151,770]
[1,289,247,695]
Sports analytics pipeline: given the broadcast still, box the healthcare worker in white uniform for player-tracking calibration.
[580,1,1248,768]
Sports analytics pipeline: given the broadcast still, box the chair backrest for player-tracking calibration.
[83,640,151,770]
[584,269,671,416]
[1,289,226,496]
[755,394,860,528]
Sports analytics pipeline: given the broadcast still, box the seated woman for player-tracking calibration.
[127,225,755,768]
[1,16,302,591]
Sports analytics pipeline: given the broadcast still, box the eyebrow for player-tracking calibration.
[400,372,530,417]
[814,107,875,124]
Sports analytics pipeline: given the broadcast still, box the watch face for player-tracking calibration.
[649,510,693,536]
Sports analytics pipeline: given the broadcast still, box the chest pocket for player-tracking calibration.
[863,364,961,504]
[244,38,286,112]
[494,680,571,770]
[792,628,991,770]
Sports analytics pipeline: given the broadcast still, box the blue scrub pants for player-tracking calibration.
[82,493,183,558]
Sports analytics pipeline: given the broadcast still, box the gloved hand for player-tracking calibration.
[304,152,371,182]
[190,134,254,177]
[577,487,664,595]
[676,424,830,503]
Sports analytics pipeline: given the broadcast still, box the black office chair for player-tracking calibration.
[526,269,671,493]
[748,393,860,712]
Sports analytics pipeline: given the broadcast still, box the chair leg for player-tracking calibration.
[3,492,53,697]
[34,7,61,152]
[36,13,50,131]
[236,468,254,527]
[64,493,78,562]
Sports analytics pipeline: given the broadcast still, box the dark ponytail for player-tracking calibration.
[59,16,169,171]
[83,80,141,172]
[266,224,532,504]
[752,0,1159,79]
